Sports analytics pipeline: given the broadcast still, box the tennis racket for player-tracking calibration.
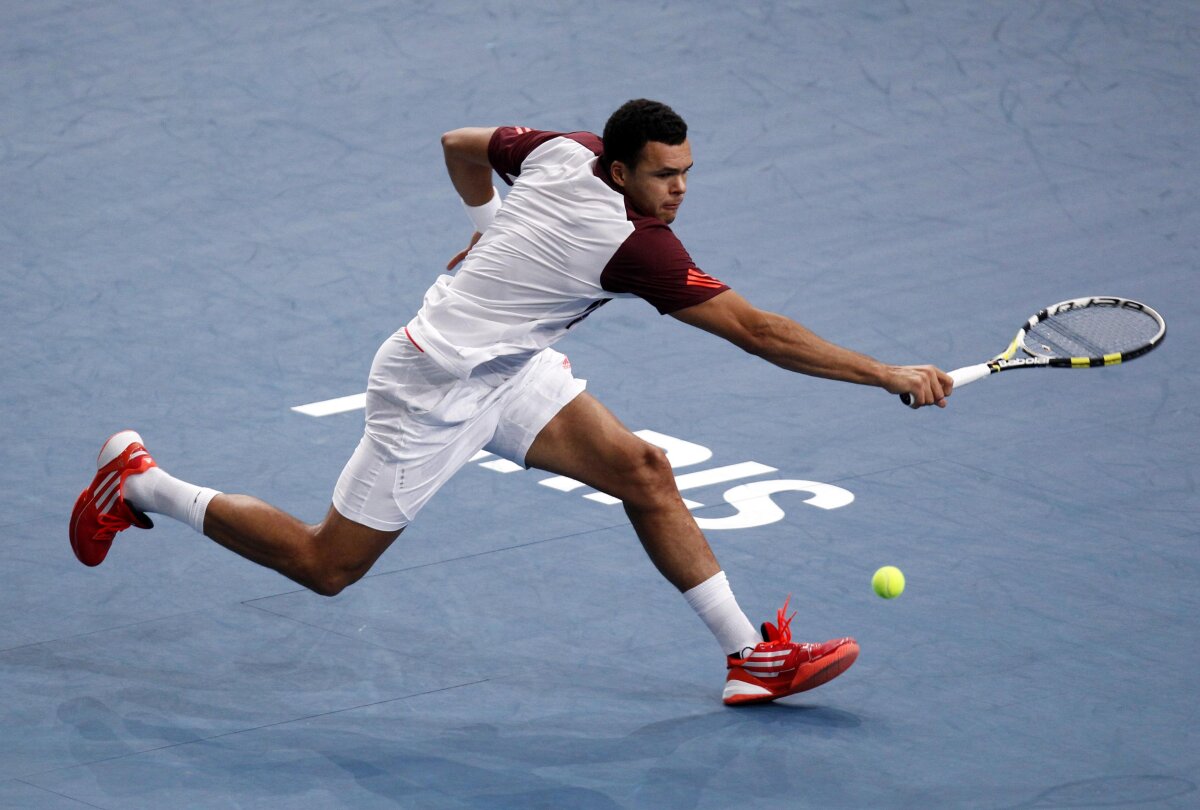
[901,295,1166,407]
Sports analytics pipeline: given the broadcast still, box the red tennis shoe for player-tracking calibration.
[69,430,156,567]
[723,598,859,706]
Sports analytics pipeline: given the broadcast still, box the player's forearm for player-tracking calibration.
[749,312,890,386]
[441,127,496,206]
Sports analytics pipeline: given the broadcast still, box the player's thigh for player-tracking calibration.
[524,392,670,498]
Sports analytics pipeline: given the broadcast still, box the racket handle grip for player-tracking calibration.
[948,363,992,389]
[900,363,992,408]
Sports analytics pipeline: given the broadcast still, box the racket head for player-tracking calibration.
[1016,296,1165,367]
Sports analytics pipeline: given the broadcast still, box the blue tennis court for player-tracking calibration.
[3,1,1198,807]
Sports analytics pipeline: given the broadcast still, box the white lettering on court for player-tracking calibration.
[293,397,854,529]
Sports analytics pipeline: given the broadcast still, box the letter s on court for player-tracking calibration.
[695,480,855,531]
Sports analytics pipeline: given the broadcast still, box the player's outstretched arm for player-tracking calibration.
[672,290,952,407]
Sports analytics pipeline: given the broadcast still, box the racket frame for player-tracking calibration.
[986,295,1166,375]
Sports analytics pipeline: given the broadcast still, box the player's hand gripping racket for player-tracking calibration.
[901,295,1165,407]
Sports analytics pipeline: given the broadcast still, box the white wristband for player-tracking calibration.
[463,187,501,233]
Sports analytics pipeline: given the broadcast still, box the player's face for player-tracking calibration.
[613,140,692,224]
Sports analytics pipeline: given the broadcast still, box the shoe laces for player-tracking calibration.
[759,596,796,649]
[732,597,801,662]
[93,508,126,541]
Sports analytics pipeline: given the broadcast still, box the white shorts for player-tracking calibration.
[332,332,586,531]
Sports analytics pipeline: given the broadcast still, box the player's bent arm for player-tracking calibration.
[672,290,951,404]
[442,127,498,206]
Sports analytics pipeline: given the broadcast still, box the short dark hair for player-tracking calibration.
[601,99,687,172]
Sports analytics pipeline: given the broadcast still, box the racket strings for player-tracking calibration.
[1023,308,1160,359]
[1028,317,1106,357]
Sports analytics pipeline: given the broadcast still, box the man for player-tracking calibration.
[71,100,951,706]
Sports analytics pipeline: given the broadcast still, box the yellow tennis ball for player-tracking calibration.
[872,566,905,599]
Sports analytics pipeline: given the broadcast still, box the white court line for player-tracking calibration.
[291,393,366,417]
[479,458,524,473]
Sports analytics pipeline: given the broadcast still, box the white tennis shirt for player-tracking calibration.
[405,128,728,379]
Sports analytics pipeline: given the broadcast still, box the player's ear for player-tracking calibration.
[609,160,628,189]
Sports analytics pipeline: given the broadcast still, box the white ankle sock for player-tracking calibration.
[124,467,221,535]
[682,571,762,656]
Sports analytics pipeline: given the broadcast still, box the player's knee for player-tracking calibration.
[309,577,344,598]
[299,544,372,597]
[621,442,677,504]
[307,563,366,598]
[300,516,396,596]
[305,569,341,597]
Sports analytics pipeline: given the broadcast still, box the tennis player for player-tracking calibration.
[70,100,951,705]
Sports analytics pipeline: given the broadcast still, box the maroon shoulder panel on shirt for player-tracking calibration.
[600,214,730,315]
[488,127,603,185]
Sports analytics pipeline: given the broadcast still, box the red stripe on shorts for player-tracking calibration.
[404,327,425,352]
